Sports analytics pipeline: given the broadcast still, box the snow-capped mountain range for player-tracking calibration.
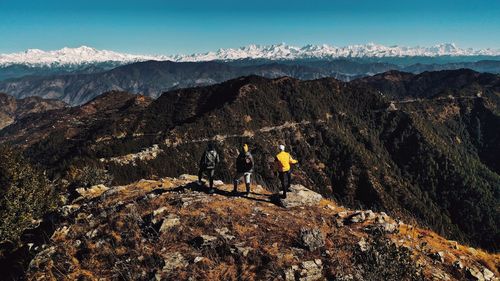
[1,43,499,67]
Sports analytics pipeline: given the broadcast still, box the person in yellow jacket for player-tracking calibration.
[274,144,298,198]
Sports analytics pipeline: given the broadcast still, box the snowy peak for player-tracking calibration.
[0,46,172,66]
[176,43,500,61]
[1,43,499,66]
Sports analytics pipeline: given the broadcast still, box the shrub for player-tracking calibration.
[0,145,56,246]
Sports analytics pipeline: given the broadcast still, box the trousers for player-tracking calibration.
[233,172,252,192]
[198,168,215,189]
[278,171,291,197]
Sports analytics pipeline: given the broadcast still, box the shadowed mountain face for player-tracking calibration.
[0,62,123,81]
[1,59,500,106]
[354,68,500,100]
[0,61,362,105]
[0,69,499,251]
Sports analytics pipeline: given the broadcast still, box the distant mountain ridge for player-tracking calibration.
[2,59,500,106]
[1,43,499,67]
[0,93,67,129]
[0,60,381,105]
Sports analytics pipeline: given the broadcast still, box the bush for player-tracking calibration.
[0,145,56,245]
[354,231,424,281]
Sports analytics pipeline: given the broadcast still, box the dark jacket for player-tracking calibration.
[200,149,219,170]
[236,151,254,173]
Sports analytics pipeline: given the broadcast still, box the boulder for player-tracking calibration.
[178,174,198,181]
[482,268,495,281]
[215,227,235,240]
[448,240,459,250]
[336,211,349,219]
[466,267,483,281]
[431,270,450,280]
[213,180,224,186]
[381,222,398,233]
[285,266,297,281]
[75,184,109,200]
[152,207,169,224]
[349,211,366,223]
[159,215,181,233]
[51,226,70,240]
[373,211,391,224]
[452,260,464,269]
[363,210,376,220]
[180,193,211,207]
[465,266,496,281]
[85,229,98,239]
[285,259,324,281]
[236,246,252,257]
[357,237,369,252]
[334,217,344,227]
[157,252,188,278]
[28,246,56,271]
[279,185,323,208]
[299,228,325,251]
[299,259,323,281]
[191,235,218,248]
[334,274,354,281]
[60,204,80,217]
[429,251,445,263]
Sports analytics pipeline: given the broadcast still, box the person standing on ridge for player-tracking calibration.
[233,143,254,196]
[198,143,220,194]
[275,144,298,198]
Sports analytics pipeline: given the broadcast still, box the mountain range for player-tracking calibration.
[1,44,500,67]
[0,44,499,106]
[1,59,500,106]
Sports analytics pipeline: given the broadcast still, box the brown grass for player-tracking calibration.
[27,177,500,281]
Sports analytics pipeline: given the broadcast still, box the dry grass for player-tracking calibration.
[396,221,500,277]
[27,177,500,281]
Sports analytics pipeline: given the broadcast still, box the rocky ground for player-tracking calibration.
[25,175,499,281]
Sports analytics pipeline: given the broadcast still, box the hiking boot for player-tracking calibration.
[208,188,215,194]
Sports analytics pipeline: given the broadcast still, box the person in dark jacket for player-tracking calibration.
[198,143,220,194]
[233,143,254,196]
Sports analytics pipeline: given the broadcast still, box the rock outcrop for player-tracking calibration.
[279,184,323,208]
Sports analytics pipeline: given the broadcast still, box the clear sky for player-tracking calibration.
[0,0,499,54]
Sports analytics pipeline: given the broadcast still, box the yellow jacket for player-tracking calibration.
[275,151,298,172]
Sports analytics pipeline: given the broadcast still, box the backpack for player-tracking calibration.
[203,150,218,169]
[236,152,253,172]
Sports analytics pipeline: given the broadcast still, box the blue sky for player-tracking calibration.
[0,0,499,54]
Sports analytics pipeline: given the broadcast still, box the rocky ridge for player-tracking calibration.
[27,175,499,281]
